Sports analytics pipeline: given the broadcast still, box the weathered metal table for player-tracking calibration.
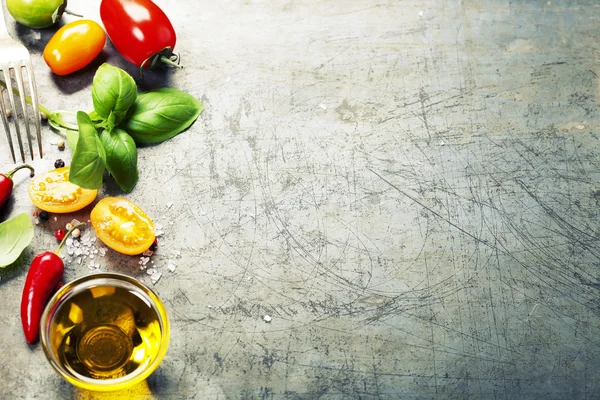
[1,0,599,398]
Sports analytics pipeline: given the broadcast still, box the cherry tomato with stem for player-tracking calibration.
[100,0,182,71]
[43,20,106,76]
[7,0,81,29]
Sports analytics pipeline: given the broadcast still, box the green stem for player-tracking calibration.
[54,223,86,256]
[160,56,184,69]
[5,164,34,179]
[64,9,84,18]
[0,79,52,116]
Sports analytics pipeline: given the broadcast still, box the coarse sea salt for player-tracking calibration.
[151,272,162,284]
[155,223,164,237]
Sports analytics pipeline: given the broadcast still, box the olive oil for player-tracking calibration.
[49,283,164,380]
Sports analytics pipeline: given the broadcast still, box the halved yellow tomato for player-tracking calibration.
[28,167,98,213]
[90,197,155,256]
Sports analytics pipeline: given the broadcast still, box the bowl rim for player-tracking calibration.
[40,272,170,392]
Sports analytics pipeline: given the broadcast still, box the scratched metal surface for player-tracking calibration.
[1,0,599,398]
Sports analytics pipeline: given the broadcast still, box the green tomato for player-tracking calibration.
[6,0,66,29]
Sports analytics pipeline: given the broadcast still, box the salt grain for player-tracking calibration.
[167,263,176,272]
[166,202,173,209]
[151,272,162,284]
[263,315,272,323]
[142,249,154,257]
[318,103,327,110]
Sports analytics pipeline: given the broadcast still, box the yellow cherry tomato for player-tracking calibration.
[28,167,98,213]
[43,19,106,76]
[90,197,155,256]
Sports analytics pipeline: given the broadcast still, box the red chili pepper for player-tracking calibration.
[0,164,34,210]
[20,223,84,344]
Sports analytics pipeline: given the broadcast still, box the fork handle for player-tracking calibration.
[0,2,9,37]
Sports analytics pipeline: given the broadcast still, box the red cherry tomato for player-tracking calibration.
[43,20,106,76]
[100,0,179,69]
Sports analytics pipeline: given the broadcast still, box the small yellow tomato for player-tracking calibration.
[90,197,155,256]
[43,19,106,76]
[28,167,98,213]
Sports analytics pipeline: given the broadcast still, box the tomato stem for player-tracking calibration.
[5,164,34,180]
[64,9,84,18]
[54,223,86,256]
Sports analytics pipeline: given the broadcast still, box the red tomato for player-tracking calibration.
[100,0,179,69]
[43,20,106,76]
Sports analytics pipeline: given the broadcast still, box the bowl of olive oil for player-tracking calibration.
[40,273,170,392]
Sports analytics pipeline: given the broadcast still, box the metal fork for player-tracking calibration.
[0,3,41,162]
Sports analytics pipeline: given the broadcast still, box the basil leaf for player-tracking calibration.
[65,129,79,151]
[0,213,33,268]
[92,63,137,126]
[100,128,138,193]
[69,111,107,189]
[121,88,203,144]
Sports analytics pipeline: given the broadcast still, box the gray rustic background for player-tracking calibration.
[1,0,599,398]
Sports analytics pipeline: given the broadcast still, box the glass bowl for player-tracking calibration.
[40,273,170,392]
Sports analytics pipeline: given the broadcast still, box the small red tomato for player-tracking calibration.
[100,0,178,69]
[43,20,106,76]
[54,229,66,241]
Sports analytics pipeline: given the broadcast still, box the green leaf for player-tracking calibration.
[100,128,139,193]
[92,63,137,126]
[0,213,33,268]
[69,111,107,189]
[88,110,104,122]
[121,88,203,144]
[65,129,79,151]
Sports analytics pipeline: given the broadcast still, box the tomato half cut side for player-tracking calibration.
[28,167,98,213]
[91,197,155,256]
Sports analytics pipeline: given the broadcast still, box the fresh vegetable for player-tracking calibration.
[69,112,107,190]
[68,64,201,192]
[7,0,66,28]
[123,88,204,144]
[0,164,35,210]
[100,128,138,192]
[0,213,34,268]
[90,197,155,255]
[3,63,203,193]
[28,167,98,213]
[21,223,84,344]
[54,229,65,241]
[92,63,137,128]
[100,0,181,70]
[43,20,106,76]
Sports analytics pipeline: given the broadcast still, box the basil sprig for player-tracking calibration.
[67,63,203,193]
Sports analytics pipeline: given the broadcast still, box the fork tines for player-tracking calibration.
[0,61,42,163]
